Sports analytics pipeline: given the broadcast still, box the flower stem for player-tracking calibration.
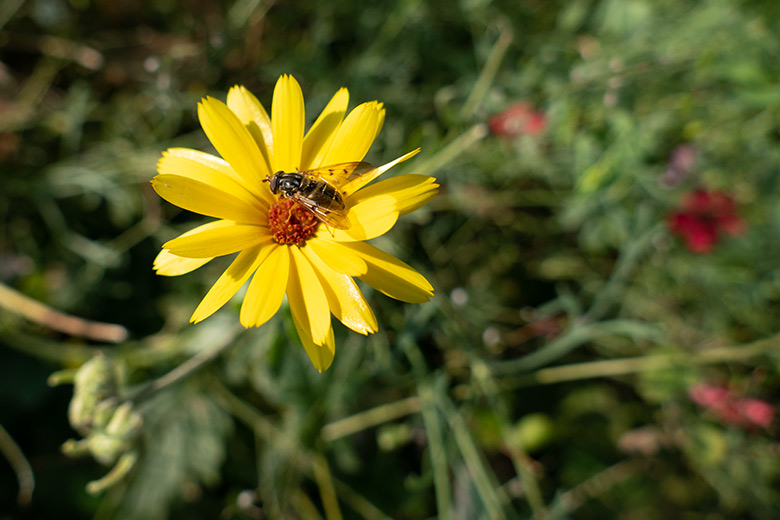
[126,325,243,405]
[0,422,34,506]
[0,282,127,343]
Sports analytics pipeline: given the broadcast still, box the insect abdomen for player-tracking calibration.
[301,180,345,209]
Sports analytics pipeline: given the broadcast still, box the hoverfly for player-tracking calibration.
[266,162,375,230]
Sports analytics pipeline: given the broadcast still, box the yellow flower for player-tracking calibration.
[151,75,438,372]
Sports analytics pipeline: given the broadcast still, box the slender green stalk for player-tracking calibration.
[0,282,127,343]
[471,359,547,518]
[442,395,512,520]
[0,423,34,506]
[126,325,243,405]
[584,220,662,322]
[461,20,514,118]
[330,478,394,520]
[493,320,663,373]
[312,453,343,520]
[413,124,488,177]
[214,381,392,520]
[462,329,780,397]
[321,396,421,442]
[418,384,453,519]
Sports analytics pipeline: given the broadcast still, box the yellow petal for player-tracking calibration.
[319,101,385,166]
[151,174,265,224]
[154,250,211,276]
[163,222,271,258]
[345,241,434,303]
[225,86,276,206]
[164,148,243,184]
[347,174,438,215]
[286,246,331,345]
[271,75,305,173]
[153,220,231,276]
[293,316,335,373]
[306,238,367,276]
[190,242,276,324]
[341,148,421,196]
[198,97,268,193]
[301,87,349,170]
[301,246,377,335]
[158,149,268,210]
[226,85,274,173]
[373,102,385,142]
[320,195,398,242]
[240,245,289,328]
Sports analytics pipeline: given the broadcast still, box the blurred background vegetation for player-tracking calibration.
[2,0,780,518]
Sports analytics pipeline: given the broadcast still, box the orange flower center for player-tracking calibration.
[268,199,319,246]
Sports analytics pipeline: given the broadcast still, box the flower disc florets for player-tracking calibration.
[268,199,319,246]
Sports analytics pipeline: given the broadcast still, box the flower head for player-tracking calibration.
[668,189,746,253]
[151,75,438,371]
[489,102,546,138]
[688,383,775,430]
[661,144,697,188]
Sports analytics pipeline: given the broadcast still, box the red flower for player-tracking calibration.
[668,190,746,253]
[489,102,546,138]
[688,383,775,430]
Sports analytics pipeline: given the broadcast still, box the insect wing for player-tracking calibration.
[302,162,375,190]
[290,193,351,230]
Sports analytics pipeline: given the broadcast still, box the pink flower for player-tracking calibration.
[668,190,746,253]
[661,145,697,187]
[737,398,775,429]
[489,102,546,138]
[688,383,774,430]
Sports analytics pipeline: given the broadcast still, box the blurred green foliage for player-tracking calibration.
[2,0,780,518]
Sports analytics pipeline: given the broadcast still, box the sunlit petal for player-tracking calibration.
[151,174,265,224]
[240,245,289,328]
[293,316,335,373]
[341,148,421,196]
[190,242,276,324]
[154,251,211,277]
[271,74,305,173]
[306,238,367,276]
[301,87,349,170]
[163,148,243,184]
[198,97,268,193]
[226,85,274,169]
[164,223,271,258]
[157,150,268,210]
[347,174,438,215]
[302,246,377,335]
[319,101,385,166]
[153,221,231,276]
[286,246,331,345]
[345,241,434,303]
[321,195,398,242]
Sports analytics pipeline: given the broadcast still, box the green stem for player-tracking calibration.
[418,383,453,519]
[461,20,513,118]
[413,124,488,177]
[493,320,663,373]
[321,396,421,442]
[463,329,780,397]
[584,220,663,322]
[126,325,243,405]
[312,453,343,520]
[0,423,34,506]
[0,282,127,343]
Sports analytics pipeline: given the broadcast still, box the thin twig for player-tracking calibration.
[126,325,243,404]
[0,282,127,343]
[0,422,34,506]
